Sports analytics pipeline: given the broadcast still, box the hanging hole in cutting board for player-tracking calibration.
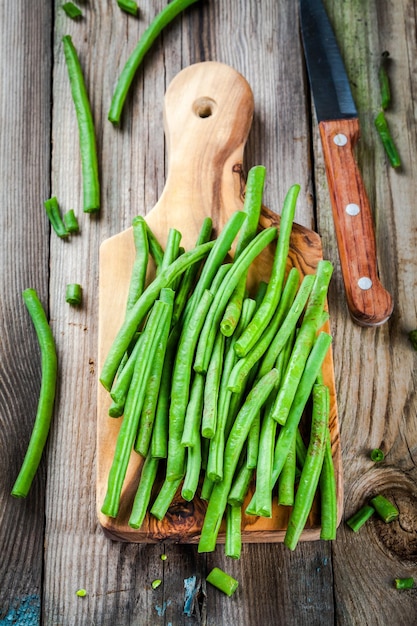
[193,97,217,118]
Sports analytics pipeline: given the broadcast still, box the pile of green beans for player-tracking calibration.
[100,169,338,553]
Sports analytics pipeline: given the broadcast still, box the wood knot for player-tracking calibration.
[374,490,417,565]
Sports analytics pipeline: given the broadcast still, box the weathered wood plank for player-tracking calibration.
[317,1,417,624]
[41,1,335,624]
[0,1,52,622]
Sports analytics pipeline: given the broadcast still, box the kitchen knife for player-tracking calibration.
[299,0,393,326]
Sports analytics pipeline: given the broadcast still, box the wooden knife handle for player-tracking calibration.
[319,118,393,326]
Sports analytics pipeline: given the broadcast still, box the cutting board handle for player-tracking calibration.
[145,62,255,248]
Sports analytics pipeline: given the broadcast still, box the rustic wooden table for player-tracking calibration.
[1,1,416,624]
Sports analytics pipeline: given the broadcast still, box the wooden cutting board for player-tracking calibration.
[97,61,343,543]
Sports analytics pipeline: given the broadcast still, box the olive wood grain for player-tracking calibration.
[319,118,393,326]
[97,61,342,542]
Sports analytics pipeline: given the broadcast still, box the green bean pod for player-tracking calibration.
[11,289,58,498]
[100,239,214,391]
[101,300,168,517]
[234,184,300,357]
[374,110,401,168]
[284,383,329,550]
[108,0,200,124]
[198,368,280,553]
[128,455,159,529]
[62,35,100,213]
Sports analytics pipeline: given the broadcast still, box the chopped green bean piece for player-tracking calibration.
[44,196,69,238]
[394,577,414,590]
[370,448,385,462]
[65,283,83,306]
[63,2,82,19]
[374,110,401,168]
[346,504,375,532]
[378,51,391,110]
[370,494,399,523]
[206,567,239,597]
[63,209,80,233]
[117,0,139,16]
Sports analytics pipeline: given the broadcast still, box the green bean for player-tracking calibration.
[374,110,401,168]
[370,494,399,523]
[346,504,375,532]
[245,410,260,470]
[227,464,253,507]
[278,435,296,507]
[319,428,338,540]
[62,2,82,18]
[108,0,200,124]
[185,211,246,321]
[150,475,183,521]
[65,283,83,306]
[284,383,329,550]
[181,373,205,447]
[271,260,333,425]
[220,165,266,336]
[44,196,69,238]
[252,331,294,516]
[378,51,391,110]
[206,298,257,482]
[63,209,79,233]
[166,290,214,481]
[135,288,174,456]
[161,228,182,270]
[181,437,201,501]
[225,504,242,559]
[201,331,225,440]
[117,0,139,16]
[126,216,149,311]
[251,409,277,517]
[150,325,181,458]
[109,332,142,410]
[370,448,385,462]
[227,267,305,393]
[100,239,214,391]
[256,274,313,381]
[11,289,58,498]
[200,473,214,501]
[145,222,165,272]
[62,35,100,213]
[234,184,300,357]
[128,455,159,529]
[394,578,414,590]
[101,300,168,517]
[198,368,280,553]
[206,568,239,597]
[252,331,332,505]
[172,217,213,325]
[194,226,278,374]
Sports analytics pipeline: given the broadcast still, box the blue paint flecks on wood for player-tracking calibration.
[0,594,40,625]
[154,599,171,617]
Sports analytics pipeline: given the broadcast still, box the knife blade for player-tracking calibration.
[299,0,393,326]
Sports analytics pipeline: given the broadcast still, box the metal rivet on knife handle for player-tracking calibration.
[346,203,360,216]
[333,133,348,147]
[358,277,373,291]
